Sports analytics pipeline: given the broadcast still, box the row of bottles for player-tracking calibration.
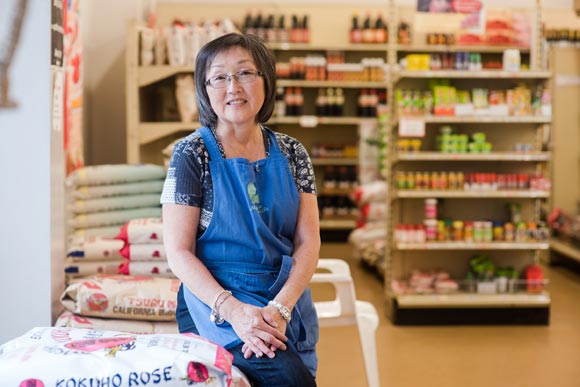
[350,12,388,44]
[274,87,386,118]
[242,12,310,43]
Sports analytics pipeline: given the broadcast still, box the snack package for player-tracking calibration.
[61,275,180,321]
[0,327,251,386]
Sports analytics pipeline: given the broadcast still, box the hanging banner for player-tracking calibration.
[417,0,485,34]
[63,0,84,174]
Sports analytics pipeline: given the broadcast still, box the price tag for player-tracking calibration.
[299,115,319,128]
[399,117,425,137]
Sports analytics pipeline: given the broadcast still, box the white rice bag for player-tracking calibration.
[0,327,250,386]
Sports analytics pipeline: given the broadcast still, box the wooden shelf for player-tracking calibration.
[320,219,357,230]
[395,190,550,199]
[269,42,389,52]
[277,80,386,89]
[138,122,198,144]
[268,116,376,126]
[312,158,358,166]
[396,69,551,79]
[550,238,580,263]
[396,152,550,162]
[395,292,550,308]
[396,242,550,250]
[396,44,531,54]
[137,65,194,87]
[397,115,551,124]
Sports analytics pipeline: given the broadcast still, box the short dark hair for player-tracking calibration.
[194,33,277,128]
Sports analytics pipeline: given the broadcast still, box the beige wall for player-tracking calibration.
[83,0,580,165]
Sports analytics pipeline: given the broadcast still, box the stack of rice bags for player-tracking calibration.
[55,274,180,334]
[116,217,174,278]
[57,217,180,334]
[65,164,166,280]
[348,180,388,275]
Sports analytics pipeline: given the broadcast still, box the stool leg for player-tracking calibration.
[357,313,380,387]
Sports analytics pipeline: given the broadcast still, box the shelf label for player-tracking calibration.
[399,117,425,137]
[299,115,319,128]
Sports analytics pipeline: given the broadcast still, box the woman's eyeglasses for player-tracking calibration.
[205,69,263,89]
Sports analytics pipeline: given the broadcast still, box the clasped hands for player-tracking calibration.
[227,301,289,359]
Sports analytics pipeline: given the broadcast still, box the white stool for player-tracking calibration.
[312,259,380,387]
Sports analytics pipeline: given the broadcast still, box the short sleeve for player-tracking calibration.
[160,134,205,207]
[275,132,318,195]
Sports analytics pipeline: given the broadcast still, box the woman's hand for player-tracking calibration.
[224,300,288,359]
[242,304,288,359]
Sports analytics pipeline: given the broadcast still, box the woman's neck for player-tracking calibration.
[214,123,265,161]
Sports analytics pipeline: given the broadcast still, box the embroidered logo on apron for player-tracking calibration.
[247,182,268,213]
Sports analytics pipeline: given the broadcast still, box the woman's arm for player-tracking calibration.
[163,203,288,358]
[275,192,320,309]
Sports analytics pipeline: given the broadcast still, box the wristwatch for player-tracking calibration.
[268,300,291,323]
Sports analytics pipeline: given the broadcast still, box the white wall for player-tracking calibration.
[0,0,54,344]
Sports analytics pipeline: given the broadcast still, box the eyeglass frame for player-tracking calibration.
[204,69,263,89]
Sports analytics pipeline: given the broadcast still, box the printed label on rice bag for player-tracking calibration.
[60,276,180,321]
[0,327,250,386]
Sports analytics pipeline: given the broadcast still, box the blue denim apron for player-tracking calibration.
[183,127,319,374]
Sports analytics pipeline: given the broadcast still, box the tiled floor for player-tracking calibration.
[313,243,580,387]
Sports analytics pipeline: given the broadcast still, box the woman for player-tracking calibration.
[161,32,320,387]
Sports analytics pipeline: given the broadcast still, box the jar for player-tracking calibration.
[424,198,438,219]
[437,220,447,241]
[424,219,438,241]
[395,171,406,189]
[493,221,504,241]
[516,221,528,242]
[464,221,474,242]
[452,221,464,241]
[483,221,493,242]
[504,222,515,241]
[473,221,484,243]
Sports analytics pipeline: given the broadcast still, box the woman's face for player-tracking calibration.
[205,46,265,129]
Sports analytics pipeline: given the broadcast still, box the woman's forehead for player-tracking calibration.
[209,46,255,69]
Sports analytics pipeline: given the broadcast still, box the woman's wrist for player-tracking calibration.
[268,300,292,323]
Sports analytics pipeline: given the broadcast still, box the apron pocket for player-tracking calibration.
[268,254,293,297]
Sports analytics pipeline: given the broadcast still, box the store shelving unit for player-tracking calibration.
[125,20,199,165]
[384,2,552,325]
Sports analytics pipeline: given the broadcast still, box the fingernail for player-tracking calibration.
[268,352,275,358]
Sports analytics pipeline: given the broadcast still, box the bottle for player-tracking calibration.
[302,15,310,43]
[275,87,286,117]
[295,87,304,115]
[326,88,336,116]
[285,87,295,116]
[315,88,327,116]
[244,12,255,35]
[375,13,387,43]
[350,13,362,43]
[277,15,288,43]
[266,14,277,42]
[290,15,299,43]
[254,12,265,40]
[362,12,374,43]
[335,88,345,116]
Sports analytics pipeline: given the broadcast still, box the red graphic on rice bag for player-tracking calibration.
[87,293,109,311]
[20,380,44,387]
[65,337,136,357]
[152,250,160,258]
[185,362,214,384]
[151,267,160,274]
[150,232,159,240]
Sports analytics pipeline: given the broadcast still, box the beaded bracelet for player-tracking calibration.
[268,300,292,323]
[210,290,232,325]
